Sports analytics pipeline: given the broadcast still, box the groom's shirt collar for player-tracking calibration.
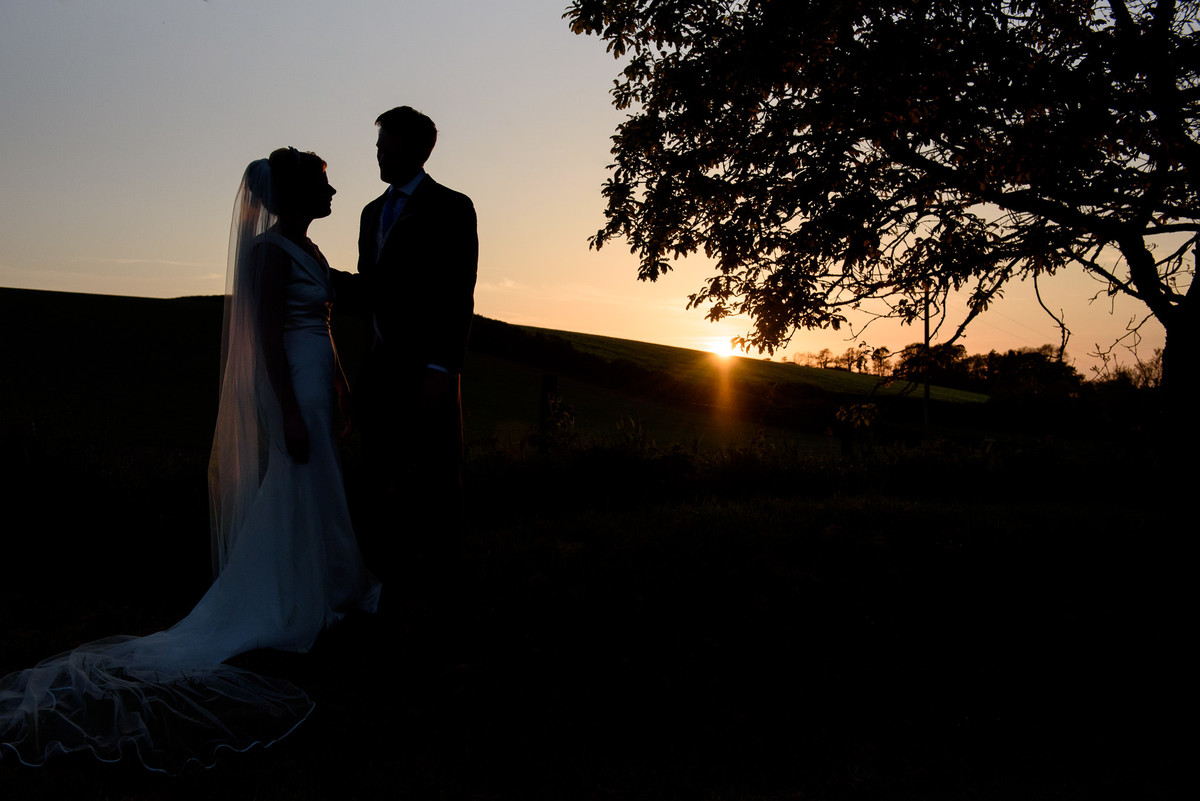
[390,169,426,201]
[377,169,426,244]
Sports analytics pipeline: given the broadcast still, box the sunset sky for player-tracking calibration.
[1,0,1166,371]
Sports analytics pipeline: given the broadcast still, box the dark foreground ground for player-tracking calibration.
[0,288,1187,799]
[1,444,1187,801]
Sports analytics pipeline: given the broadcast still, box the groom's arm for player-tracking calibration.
[332,201,381,315]
[426,192,478,375]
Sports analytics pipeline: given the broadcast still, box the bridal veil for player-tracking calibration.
[0,160,320,772]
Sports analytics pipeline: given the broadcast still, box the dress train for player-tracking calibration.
[0,231,377,772]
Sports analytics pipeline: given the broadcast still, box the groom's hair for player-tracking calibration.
[376,106,438,162]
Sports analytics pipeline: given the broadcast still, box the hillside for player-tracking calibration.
[1,287,983,459]
[0,287,1179,801]
[550,326,987,403]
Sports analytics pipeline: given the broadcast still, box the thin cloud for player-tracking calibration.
[73,257,214,268]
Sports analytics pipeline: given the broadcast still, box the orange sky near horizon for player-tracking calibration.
[0,0,1169,375]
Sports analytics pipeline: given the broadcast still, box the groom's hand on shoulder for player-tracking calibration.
[331,268,364,312]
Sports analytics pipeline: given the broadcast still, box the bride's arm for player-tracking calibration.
[257,243,309,463]
[330,268,364,314]
[333,347,353,439]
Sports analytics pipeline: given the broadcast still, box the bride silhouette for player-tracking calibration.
[0,148,379,772]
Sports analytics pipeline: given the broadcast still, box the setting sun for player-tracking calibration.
[706,337,738,359]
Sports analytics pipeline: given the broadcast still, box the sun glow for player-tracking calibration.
[705,335,753,360]
[705,337,738,359]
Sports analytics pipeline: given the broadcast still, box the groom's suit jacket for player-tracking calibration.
[355,175,478,376]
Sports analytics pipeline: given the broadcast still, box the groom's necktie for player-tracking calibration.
[380,188,407,233]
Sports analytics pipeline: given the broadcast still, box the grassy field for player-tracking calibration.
[0,288,1183,800]
[551,327,989,404]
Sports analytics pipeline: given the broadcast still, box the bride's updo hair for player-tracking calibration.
[264,147,327,216]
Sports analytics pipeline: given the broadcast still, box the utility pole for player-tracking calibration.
[923,281,931,437]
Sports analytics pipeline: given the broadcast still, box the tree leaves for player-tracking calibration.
[566,0,1199,385]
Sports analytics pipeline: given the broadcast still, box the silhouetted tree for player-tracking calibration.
[1092,345,1164,388]
[1130,347,1164,388]
[871,346,892,377]
[983,345,1084,395]
[895,342,969,386]
[894,341,1083,393]
[567,0,1199,405]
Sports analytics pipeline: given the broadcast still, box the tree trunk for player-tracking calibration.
[1120,237,1193,442]
[1160,310,1198,444]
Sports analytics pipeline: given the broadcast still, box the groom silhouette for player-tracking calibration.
[337,106,478,589]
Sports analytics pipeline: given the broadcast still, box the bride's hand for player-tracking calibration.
[284,408,309,463]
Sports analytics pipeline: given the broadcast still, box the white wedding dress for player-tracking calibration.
[0,163,378,772]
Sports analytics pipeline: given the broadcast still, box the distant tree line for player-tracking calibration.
[894,344,1085,397]
[788,346,888,376]
[788,343,1140,397]
[788,341,1168,397]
